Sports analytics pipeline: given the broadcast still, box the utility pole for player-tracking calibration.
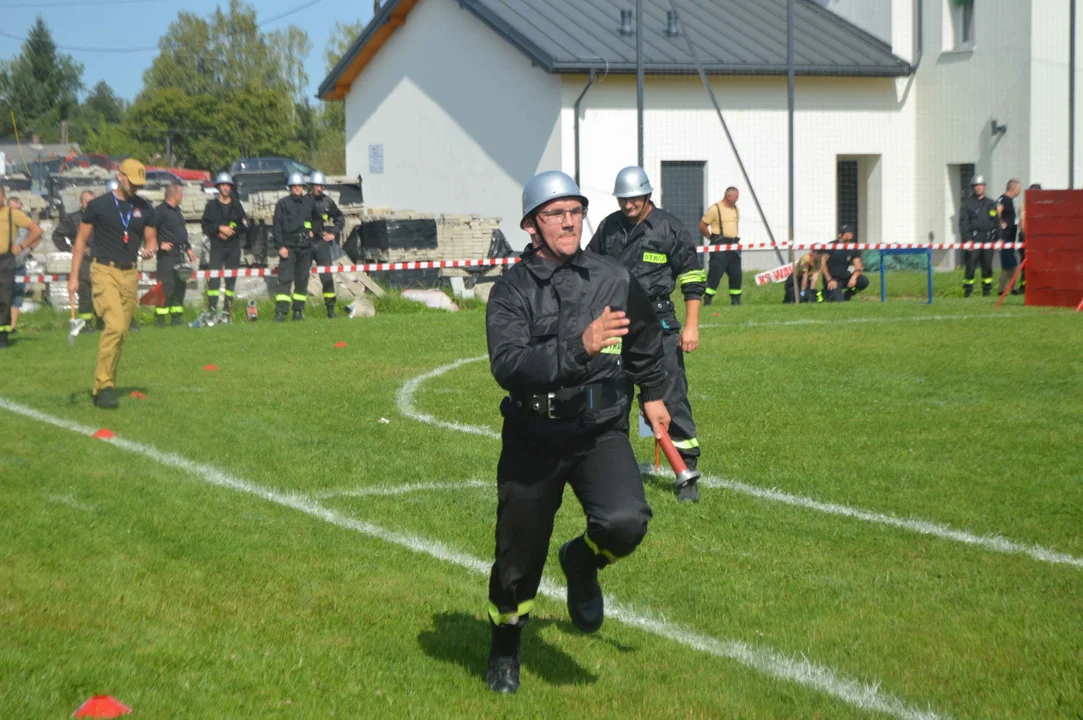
[636,0,645,167]
[787,0,798,302]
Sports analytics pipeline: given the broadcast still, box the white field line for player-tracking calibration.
[0,397,944,720]
[315,480,489,500]
[699,313,1024,330]
[639,465,1083,571]
[397,359,1083,572]
[395,356,499,439]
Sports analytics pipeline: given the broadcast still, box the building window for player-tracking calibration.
[947,0,975,50]
[837,159,859,237]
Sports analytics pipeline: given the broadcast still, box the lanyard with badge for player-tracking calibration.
[113,194,132,244]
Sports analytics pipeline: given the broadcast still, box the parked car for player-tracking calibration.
[146,165,211,182]
[230,157,315,177]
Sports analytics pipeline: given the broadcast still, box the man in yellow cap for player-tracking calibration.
[68,159,158,409]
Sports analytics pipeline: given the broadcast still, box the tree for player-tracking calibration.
[83,81,126,125]
[0,17,83,142]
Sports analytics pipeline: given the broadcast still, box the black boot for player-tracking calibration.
[326,301,338,319]
[702,293,714,306]
[93,386,119,409]
[0,331,7,349]
[485,623,522,694]
[731,294,741,306]
[559,537,604,633]
[292,310,304,321]
[274,312,287,323]
[964,284,973,298]
[171,314,186,327]
[156,315,167,329]
[982,284,992,297]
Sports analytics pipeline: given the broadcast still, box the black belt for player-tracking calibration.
[92,258,136,270]
[509,381,620,420]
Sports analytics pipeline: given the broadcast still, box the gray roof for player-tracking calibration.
[320,0,909,98]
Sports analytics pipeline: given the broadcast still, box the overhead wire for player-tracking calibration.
[0,0,325,53]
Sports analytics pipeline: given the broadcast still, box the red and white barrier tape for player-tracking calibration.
[19,243,1024,284]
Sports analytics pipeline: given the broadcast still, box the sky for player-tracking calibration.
[0,0,376,102]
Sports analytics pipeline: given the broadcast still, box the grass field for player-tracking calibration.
[1,272,1081,719]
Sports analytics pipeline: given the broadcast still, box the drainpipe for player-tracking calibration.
[574,70,596,187]
[911,0,924,71]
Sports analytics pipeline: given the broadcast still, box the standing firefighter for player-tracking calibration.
[308,171,345,318]
[0,187,43,349]
[484,171,670,694]
[699,187,742,305]
[272,173,321,321]
[201,172,248,321]
[68,159,157,409]
[959,175,1000,297]
[587,166,706,501]
[155,183,197,327]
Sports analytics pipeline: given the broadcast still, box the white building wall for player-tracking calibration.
[913,0,1033,267]
[1029,0,1083,189]
[825,0,894,46]
[563,74,916,270]
[342,0,563,245]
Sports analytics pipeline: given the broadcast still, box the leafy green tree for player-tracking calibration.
[0,17,83,142]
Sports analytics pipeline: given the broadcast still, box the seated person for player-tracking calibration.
[784,249,822,303]
[821,225,869,301]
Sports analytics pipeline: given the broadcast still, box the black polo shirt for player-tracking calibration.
[824,245,862,279]
[155,201,190,253]
[83,192,156,264]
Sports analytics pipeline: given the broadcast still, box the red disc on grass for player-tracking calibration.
[712,312,720,317]
[203,364,219,371]
[334,342,347,348]
[72,695,131,718]
[128,391,146,400]
[92,429,116,440]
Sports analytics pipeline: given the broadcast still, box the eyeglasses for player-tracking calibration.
[536,206,587,223]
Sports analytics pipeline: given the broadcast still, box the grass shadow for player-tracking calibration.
[418,611,599,687]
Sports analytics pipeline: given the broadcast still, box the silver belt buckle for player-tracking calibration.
[546,391,557,419]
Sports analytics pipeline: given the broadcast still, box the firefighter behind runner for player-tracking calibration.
[699,187,742,305]
[201,172,248,321]
[272,173,321,321]
[68,158,157,409]
[996,179,1022,296]
[587,166,705,502]
[0,187,43,349]
[155,183,197,327]
[308,171,345,318]
[484,171,670,694]
[53,190,98,332]
[958,175,1000,297]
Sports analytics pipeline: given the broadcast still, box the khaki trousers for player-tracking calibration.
[90,262,138,394]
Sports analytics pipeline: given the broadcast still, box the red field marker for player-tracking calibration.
[712,312,720,317]
[128,391,146,400]
[92,429,115,440]
[334,341,347,348]
[72,695,131,718]
[203,364,219,371]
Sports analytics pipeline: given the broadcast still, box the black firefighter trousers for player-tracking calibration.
[655,312,699,466]
[487,423,652,625]
[963,248,995,292]
[276,245,312,315]
[311,239,337,312]
[207,239,241,312]
[706,246,743,302]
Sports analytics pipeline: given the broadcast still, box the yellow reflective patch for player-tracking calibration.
[230,222,237,228]
[643,252,667,264]
[678,269,707,286]
[584,533,618,562]
[600,339,623,355]
[304,221,312,228]
[322,214,329,221]
[989,209,997,216]
[488,600,535,625]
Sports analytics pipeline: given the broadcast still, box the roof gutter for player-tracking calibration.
[574,70,596,187]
